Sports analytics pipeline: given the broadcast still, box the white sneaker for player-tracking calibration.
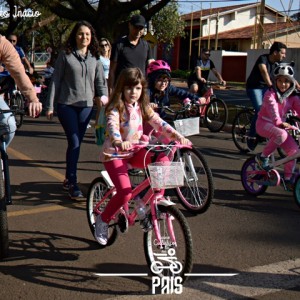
[94,214,108,245]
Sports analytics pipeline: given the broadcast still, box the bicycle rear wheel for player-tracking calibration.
[205,98,228,132]
[174,147,214,213]
[11,93,24,128]
[86,177,118,247]
[143,204,193,283]
[0,158,9,259]
[241,157,268,196]
[232,109,253,153]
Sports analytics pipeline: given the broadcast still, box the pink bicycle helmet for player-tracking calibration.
[147,60,171,76]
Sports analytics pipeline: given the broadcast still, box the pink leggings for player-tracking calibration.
[101,149,169,223]
[256,119,299,179]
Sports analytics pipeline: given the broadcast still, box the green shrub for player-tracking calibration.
[171,69,191,79]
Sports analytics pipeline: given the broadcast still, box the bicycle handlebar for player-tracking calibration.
[206,80,225,86]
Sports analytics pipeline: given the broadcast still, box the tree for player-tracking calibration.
[151,1,185,46]
[34,0,174,41]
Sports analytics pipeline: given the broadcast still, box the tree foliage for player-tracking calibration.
[33,0,174,41]
[151,1,185,46]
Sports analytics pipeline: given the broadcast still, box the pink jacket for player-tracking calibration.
[0,35,38,102]
[257,88,300,126]
[99,102,184,162]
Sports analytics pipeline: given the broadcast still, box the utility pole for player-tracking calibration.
[257,0,265,48]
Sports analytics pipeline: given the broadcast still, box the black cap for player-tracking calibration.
[130,14,146,27]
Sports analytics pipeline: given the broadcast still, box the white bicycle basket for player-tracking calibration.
[147,161,184,189]
[173,117,200,136]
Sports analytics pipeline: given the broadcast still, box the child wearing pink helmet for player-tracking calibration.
[147,60,205,118]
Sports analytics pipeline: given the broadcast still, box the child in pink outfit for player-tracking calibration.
[256,62,300,189]
[94,67,191,246]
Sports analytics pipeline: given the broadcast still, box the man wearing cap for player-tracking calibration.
[108,14,153,93]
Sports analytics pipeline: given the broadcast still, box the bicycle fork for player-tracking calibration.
[177,149,198,183]
[151,196,177,249]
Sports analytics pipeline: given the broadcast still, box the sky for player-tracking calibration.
[178,0,300,16]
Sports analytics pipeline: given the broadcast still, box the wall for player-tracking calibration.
[209,48,300,83]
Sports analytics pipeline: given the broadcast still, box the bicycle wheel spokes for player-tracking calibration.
[86,177,118,246]
[232,110,253,153]
[144,205,193,283]
[241,157,268,196]
[175,147,214,213]
[205,98,228,132]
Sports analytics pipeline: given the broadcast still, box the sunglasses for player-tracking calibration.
[204,53,210,56]
[9,40,16,43]
[100,43,108,47]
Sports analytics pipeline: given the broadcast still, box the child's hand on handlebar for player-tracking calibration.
[179,137,192,146]
[280,122,290,129]
[114,140,132,151]
[149,103,158,109]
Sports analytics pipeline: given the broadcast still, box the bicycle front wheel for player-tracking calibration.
[86,177,118,247]
[143,205,193,283]
[174,147,214,213]
[0,158,9,259]
[205,98,228,132]
[232,109,253,153]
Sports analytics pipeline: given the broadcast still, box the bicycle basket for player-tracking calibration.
[147,161,184,189]
[173,117,200,136]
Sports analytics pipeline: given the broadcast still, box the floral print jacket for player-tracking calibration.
[99,102,184,162]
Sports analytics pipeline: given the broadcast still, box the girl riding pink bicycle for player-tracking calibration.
[255,62,300,191]
[94,67,191,245]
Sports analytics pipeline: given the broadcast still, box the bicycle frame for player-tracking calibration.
[96,169,177,247]
[196,85,214,117]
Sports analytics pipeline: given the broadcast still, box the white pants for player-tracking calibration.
[0,97,16,147]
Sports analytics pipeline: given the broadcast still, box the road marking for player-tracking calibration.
[8,205,68,217]
[7,147,78,217]
[8,147,65,181]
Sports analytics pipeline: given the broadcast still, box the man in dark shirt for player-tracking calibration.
[246,41,287,150]
[108,14,153,93]
[188,48,226,95]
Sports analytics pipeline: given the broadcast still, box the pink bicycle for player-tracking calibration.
[241,125,300,209]
[187,81,228,132]
[86,142,193,282]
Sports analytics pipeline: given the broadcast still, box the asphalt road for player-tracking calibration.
[0,110,300,299]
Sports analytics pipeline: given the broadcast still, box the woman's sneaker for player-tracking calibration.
[68,184,84,199]
[255,154,271,171]
[94,215,108,245]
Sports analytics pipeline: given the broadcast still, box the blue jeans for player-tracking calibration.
[57,104,93,185]
[0,98,16,147]
[246,87,268,137]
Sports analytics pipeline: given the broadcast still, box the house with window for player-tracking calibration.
[167,2,300,73]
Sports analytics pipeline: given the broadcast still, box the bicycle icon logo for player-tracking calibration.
[150,248,183,275]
